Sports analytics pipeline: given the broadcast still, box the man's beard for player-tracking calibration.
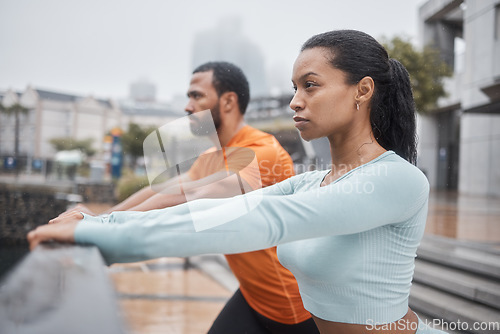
[189,102,222,137]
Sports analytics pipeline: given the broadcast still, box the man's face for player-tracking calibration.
[185,70,222,136]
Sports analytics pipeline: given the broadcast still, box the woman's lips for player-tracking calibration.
[293,116,309,129]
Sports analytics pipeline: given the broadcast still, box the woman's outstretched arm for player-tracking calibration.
[29,160,429,265]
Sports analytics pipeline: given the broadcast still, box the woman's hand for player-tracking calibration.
[49,210,86,224]
[55,203,96,221]
[27,212,84,250]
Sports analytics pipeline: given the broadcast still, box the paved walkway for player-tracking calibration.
[426,191,500,243]
[108,258,233,334]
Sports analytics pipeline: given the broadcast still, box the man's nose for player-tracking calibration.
[185,101,194,114]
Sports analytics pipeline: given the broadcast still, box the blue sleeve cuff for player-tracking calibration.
[81,213,108,224]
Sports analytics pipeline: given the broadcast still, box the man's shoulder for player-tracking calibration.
[238,125,274,142]
[229,126,294,172]
[231,127,278,152]
[231,126,278,148]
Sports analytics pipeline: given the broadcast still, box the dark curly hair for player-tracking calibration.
[193,61,250,115]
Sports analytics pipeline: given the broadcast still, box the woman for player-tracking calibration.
[28,30,446,334]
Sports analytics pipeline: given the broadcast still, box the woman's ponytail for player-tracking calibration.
[371,58,417,165]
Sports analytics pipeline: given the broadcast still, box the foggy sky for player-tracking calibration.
[0,0,426,102]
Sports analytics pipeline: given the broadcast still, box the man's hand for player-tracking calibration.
[27,212,83,250]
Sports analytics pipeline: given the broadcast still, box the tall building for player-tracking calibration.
[121,79,184,129]
[191,18,268,97]
[129,78,157,103]
[417,0,500,196]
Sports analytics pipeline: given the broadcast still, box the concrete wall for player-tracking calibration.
[459,113,500,196]
[0,184,69,246]
[417,114,439,187]
[0,181,115,246]
[462,0,500,109]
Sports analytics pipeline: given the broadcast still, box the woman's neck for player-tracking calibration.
[324,131,386,185]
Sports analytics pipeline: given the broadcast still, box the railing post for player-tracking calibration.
[0,243,127,334]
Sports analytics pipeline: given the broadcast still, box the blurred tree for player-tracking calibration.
[121,123,156,168]
[383,36,452,114]
[50,137,96,156]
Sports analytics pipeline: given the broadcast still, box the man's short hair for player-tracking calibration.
[193,61,250,115]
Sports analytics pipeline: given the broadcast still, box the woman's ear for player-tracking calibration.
[356,76,375,107]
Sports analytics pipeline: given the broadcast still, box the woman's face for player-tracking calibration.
[290,47,358,142]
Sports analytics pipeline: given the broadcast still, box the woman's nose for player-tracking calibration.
[289,93,303,112]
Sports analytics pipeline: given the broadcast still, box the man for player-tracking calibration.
[40,62,318,333]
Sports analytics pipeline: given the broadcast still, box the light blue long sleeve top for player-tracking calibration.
[76,151,430,324]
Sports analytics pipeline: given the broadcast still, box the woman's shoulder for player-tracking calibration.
[363,151,429,191]
[381,152,427,176]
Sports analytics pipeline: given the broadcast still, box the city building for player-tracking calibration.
[0,84,187,178]
[119,100,184,129]
[0,86,121,161]
[121,78,184,128]
[417,0,500,196]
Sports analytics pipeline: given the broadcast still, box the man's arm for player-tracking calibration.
[58,173,191,218]
[104,186,156,212]
[127,171,253,211]
[60,169,253,216]
[106,173,193,212]
[106,146,259,212]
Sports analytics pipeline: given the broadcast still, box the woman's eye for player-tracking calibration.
[292,86,297,92]
[305,82,315,89]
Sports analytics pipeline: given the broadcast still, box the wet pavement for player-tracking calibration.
[425,191,500,243]
[108,258,232,334]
